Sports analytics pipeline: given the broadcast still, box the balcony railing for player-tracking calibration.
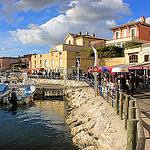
[106,36,139,44]
[142,43,150,48]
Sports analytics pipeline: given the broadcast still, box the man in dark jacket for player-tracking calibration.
[120,74,126,92]
[129,74,135,96]
[10,89,17,106]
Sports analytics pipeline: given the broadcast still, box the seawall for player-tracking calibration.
[66,87,127,150]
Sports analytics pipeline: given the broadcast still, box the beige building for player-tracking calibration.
[31,32,106,76]
[125,43,150,64]
[55,32,106,52]
[31,49,95,76]
[124,43,150,76]
[31,32,125,76]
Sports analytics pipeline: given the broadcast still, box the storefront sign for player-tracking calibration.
[128,52,138,55]
[140,51,150,56]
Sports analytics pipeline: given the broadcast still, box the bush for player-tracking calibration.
[78,46,124,59]
[124,41,142,49]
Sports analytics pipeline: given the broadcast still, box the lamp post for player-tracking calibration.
[77,59,80,82]
[91,42,99,97]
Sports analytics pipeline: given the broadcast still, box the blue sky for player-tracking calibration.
[0,0,149,57]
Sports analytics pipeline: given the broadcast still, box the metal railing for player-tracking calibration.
[96,82,145,150]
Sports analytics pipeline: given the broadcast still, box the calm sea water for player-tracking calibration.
[0,99,77,150]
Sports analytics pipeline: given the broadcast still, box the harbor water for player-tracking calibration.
[0,99,77,150]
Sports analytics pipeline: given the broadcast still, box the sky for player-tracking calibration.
[0,0,150,57]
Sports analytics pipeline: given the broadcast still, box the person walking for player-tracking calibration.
[120,74,126,93]
[129,74,135,96]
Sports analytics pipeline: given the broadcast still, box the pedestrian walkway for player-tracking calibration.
[134,88,150,150]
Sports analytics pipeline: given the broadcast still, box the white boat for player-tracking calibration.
[0,84,11,103]
[15,85,35,105]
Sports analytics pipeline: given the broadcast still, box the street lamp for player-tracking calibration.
[91,41,99,97]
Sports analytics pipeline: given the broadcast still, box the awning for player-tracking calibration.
[23,69,32,71]
[88,67,111,73]
[129,66,150,69]
[111,66,129,73]
[23,68,44,71]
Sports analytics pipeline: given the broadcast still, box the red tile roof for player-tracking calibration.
[109,21,150,30]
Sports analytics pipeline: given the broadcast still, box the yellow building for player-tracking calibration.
[124,43,150,76]
[31,49,95,76]
[55,32,106,52]
[31,32,125,76]
[125,43,150,64]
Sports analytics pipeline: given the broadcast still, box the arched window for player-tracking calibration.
[129,55,138,63]
[59,57,62,67]
[44,59,49,68]
[51,58,54,67]
[115,31,120,39]
[130,28,136,37]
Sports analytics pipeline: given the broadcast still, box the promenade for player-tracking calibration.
[134,88,150,150]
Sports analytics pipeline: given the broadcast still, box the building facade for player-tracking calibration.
[0,57,20,72]
[106,16,150,47]
[31,50,95,76]
[55,32,106,52]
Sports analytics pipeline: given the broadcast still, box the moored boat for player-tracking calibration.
[0,84,11,103]
[15,85,35,105]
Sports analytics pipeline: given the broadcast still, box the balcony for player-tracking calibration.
[106,36,139,45]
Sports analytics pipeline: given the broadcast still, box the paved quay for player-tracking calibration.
[134,88,150,150]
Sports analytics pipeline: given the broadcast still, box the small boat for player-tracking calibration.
[0,84,11,103]
[15,85,35,105]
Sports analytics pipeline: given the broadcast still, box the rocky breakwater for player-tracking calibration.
[66,87,127,150]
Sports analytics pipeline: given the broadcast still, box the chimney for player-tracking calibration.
[141,16,146,23]
[79,32,82,35]
[86,31,89,36]
[92,33,95,37]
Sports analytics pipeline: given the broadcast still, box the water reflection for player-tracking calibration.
[0,99,77,150]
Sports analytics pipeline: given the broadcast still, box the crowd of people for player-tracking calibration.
[99,73,150,96]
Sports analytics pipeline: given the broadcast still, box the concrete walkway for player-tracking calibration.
[134,88,150,150]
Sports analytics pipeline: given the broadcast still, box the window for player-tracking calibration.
[144,55,149,62]
[44,59,49,68]
[34,60,36,68]
[129,55,138,63]
[76,48,78,52]
[76,57,80,67]
[51,58,54,67]
[59,57,62,67]
[115,43,122,47]
[100,42,102,47]
[123,30,127,37]
[69,40,71,44]
[40,60,42,65]
[130,28,136,37]
[40,54,42,57]
[35,55,36,58]
[88,41,91,47]
[71,47,73,50]
[115,31,120,39]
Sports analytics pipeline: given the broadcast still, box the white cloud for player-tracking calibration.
[135,17,150,24]
[9,0,131,47]
[0,0,70,15]
[1,47,6,50]
[65,0,131,23]
[10,14,117,46]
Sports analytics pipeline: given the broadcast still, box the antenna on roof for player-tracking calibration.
[141,8,143,17]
